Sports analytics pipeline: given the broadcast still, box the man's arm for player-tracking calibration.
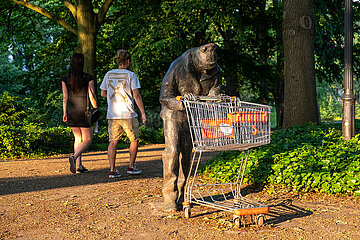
[133,88,147,124]
[101,89,107,98]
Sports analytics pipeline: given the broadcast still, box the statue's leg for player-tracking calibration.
[177,120,192,209]
[162,118,180,211]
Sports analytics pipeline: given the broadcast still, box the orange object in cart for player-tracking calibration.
[200,119,258,139]
[200,119,234,139]
[228,111,269,124]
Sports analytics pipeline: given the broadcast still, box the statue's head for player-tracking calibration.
[195,43,218,70]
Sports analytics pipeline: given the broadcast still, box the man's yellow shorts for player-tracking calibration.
[108,118,139,142]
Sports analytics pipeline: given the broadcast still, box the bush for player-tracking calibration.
[0,92,26,126]
[0,123,73,159]
[0,122,164,159]
[202,121,360,196]
[138,125,164,145]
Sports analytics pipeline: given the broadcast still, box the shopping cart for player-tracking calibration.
[179,95,272,228]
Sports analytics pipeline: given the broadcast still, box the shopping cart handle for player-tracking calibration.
[176,95,237,102]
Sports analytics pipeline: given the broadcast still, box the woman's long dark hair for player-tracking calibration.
[67,53,85,94]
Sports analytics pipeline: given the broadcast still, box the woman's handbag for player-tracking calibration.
[85,107,100,124]
[85,87,100,125]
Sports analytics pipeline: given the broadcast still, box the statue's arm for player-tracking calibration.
[159,67,184,111]
[208,67,222,96]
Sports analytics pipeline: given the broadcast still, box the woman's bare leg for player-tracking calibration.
[71,127,93,168]
[71,127,82,168]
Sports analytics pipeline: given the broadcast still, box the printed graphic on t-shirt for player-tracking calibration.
[107,73,130,102]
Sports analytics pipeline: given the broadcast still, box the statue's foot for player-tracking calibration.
[163,202,177,212]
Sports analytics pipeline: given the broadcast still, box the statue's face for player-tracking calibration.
[197,43,217,69]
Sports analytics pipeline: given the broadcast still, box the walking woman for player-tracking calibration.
[62,53,98,174]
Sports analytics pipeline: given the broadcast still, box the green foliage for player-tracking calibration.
[0,121,163,159]
[0,1,76,128]
[316,80,360,122]
[0,91,74,159]
[317,83,342,121]
[0,92,26,126]
[0,91,63,127]
[2,0,360,128]
[0,123,73,159]
[202,121,360,196]
[138,125,164,145]
[314,0,344,84]
[0,51,24,93]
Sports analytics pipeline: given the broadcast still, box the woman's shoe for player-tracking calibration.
[77,167,89,173]
[69,156,76,174]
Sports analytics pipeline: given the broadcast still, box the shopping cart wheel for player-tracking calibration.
[255,214,265,226]
[233,216,241,228]
[184,206,191,218]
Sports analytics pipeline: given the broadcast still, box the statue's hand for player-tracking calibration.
[219,93,229,98]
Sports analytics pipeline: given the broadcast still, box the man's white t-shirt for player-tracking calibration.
[100,69,141,119]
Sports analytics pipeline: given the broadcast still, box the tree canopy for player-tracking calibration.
[10,0,114,78]
[1,0,360,128]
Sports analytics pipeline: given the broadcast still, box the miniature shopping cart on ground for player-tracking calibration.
[179,95,272,228]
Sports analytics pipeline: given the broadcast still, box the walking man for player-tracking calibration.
[100,49,147,178]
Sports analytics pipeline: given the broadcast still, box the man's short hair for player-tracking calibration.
[117,49,131,66]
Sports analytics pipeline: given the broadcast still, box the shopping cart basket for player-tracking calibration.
[179,95,272,228]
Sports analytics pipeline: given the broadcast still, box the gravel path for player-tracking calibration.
[1,144,359,239]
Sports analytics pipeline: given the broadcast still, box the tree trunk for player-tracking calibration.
[274,0,285,129]
[77,0,97,80]
[282,0,319,128]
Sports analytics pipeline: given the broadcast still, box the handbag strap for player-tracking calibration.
[86,81,90,111]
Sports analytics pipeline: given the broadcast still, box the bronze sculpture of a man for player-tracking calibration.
[159,43,222,211]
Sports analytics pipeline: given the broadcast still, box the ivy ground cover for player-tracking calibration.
[202,121,360,196]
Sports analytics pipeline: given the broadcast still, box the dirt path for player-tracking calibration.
[1,144,359,239]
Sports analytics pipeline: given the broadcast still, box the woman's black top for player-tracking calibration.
[62,73,94,127]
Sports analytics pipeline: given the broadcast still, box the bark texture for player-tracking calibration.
[282,0,319,128]
[76,0,97,76]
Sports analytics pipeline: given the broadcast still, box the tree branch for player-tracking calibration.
[11,0,77,35]
[96,0,113,29]
[60,0,76,19]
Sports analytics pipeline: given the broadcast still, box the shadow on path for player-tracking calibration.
[0,146,164,196]
[265,198,313,226]
[189,197,312,226]
[0,147,165,163]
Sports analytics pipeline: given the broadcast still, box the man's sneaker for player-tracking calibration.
[127,165,142,175]
[69,156,76,174]
[109,170,121,178]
